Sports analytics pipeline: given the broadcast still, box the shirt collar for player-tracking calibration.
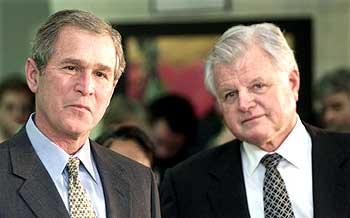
[242,116,311,175]
[73,139,97,182]
[26,113,98,182]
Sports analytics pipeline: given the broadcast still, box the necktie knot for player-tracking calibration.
[261,153,282,169]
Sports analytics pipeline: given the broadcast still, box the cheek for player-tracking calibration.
[38,78,61,99]
[222,110,239,128]
[271,89,295,110]
[96,89,114,111]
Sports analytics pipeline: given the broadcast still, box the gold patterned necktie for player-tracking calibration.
[67,157,96,218]
[261,153,295,218]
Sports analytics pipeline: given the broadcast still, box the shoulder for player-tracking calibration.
[0,140,11,171]
[167,139,241,178]
[91,141,157,209]
[160,139,242,210]
[91,140,153,180]
[304,123,350,142]
[304,122,350,152]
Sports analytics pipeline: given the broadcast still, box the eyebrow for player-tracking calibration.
[249,77,264,84]
[218,77,265,92]
[60,58,114,72]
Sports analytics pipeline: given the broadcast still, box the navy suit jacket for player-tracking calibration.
[161,124,350,218]
[0,128,161,218]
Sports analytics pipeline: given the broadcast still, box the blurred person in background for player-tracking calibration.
[96,124,155,168]
[147,94,198,183]
[314,68,350,132]
[0,75,34,142]
[101,94,148,130]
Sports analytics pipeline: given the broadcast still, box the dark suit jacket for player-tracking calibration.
[0,128,161,218]
[161,124,350,218]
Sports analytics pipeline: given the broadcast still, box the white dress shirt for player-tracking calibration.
[241,117,314,218]
[25,114,106,218]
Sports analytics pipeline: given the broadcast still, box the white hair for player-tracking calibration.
[204,23,298,97]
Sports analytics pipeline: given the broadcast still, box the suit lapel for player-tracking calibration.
[9,128,69,218]
[306,125,349,218]
[207,140,250,218]
[91,142,131,218]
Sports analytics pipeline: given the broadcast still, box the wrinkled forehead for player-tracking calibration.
[214,44,277,75]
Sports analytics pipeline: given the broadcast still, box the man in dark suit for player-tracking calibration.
[160,23,350,218]
[0,9,160,218]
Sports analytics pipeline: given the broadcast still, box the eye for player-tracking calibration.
[253,82,264,89]
[251,82,268,93]
[224,90,238,102]
[64,65,78,71]
[95,71,112,81]
[331,103,344,112]
[95,71,105,77]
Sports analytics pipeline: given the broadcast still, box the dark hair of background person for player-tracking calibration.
[315,68,350,101]
[148,94,198,149]
[147,94,198,184]
[96,125,155,163]
[314,68,350,130]
[96,125,155,152]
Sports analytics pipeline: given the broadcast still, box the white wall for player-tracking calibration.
[0,0,49,78]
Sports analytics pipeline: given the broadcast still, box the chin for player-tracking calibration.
[63,121,92,135]
[241,131,269,145]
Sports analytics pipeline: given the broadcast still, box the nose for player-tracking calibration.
[237,90,255,112]
[75,72,94,96]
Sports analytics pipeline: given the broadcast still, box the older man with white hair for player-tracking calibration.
[161,23,350,218]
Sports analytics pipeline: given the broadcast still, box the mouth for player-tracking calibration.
[242,114,264,124]
[68,104,91,113]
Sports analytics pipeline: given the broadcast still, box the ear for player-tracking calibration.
[288,67,300,101]
[25,58,40,93]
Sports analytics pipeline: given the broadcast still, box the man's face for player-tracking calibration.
[152,119,185,160]
[26,26,117,140]
[214,45,299,150]
[0,90,32,133]
[321,92,350,132]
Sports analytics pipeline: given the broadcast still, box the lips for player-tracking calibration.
[68,104,91,113]
[242,114,264,123]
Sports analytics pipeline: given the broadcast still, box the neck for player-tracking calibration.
[58,139,87,155]
[33,114,90,155]
[259,116,298,152]
[42,132,88,155]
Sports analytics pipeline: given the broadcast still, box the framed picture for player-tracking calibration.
[150,0,232,14]
[114,18,314,122]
